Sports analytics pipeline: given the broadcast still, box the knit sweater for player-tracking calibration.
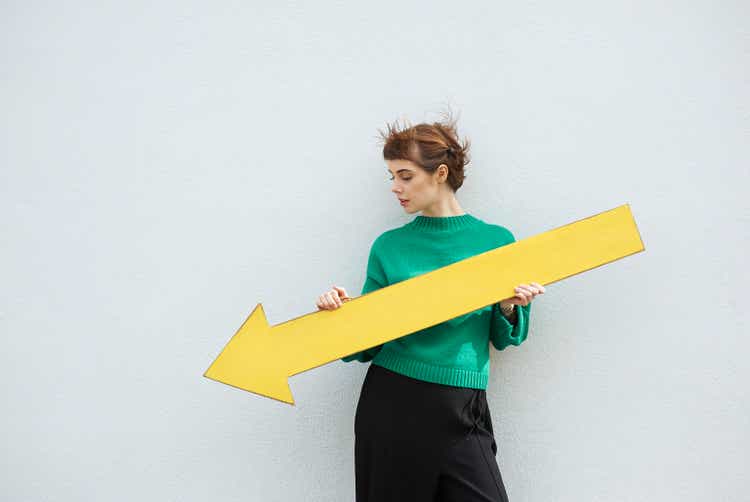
[340,213,531,389]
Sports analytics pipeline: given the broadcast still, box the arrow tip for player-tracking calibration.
[204,303,296,405]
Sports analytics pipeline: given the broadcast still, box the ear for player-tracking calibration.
[437,164,448,182]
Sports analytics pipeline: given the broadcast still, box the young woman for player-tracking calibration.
[316,114,545,502]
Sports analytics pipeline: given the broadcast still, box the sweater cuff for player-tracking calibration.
[490,302,531,350]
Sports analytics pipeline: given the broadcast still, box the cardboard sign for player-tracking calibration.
[204,203,644,404]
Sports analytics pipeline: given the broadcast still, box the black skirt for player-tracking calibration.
[354,363,510,502]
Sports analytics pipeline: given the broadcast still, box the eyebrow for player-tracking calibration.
[387,168,413,175]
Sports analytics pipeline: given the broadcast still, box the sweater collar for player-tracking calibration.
[409,213,481,231]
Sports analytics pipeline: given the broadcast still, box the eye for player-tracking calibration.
[389,176,412,181]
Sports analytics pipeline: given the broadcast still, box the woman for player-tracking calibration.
[316,113,545,502]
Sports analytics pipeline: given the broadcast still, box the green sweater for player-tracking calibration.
[341,213,531,389]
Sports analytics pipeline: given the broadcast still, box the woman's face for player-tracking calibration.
[386,159,447,214]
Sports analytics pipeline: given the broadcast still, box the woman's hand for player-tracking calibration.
[316,285,352,310]
[500,282,545,309]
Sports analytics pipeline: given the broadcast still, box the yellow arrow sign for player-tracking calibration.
[204,203,644,405]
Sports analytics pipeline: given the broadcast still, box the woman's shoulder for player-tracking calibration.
[364,225,402,254]
[371,226,404,249]
[479,220,517,245]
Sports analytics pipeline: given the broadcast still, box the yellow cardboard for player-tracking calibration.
[204,203,644,405]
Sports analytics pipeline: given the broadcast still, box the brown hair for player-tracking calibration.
[376,108,471,192]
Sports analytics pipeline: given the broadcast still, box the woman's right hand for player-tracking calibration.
[316,285,351,310]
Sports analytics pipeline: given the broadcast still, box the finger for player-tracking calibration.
[522,291,532,305]
[338,289,352,301]
[327,292,340,308]
[521,284,539,295]
[515,285,532,298]
[519,284,539,297]
[515,286,532,305]
[332,285,349,295]
[512,287,523,302]
[321,294,332,309]
[333,293,351,302]
[530,282,545,294]
[329,291,342,308]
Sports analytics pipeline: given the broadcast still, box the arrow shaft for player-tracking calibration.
[275,204,643,375]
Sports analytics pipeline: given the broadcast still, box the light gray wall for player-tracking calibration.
[2,1,748,501]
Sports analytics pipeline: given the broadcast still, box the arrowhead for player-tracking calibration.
[204,303,295,405]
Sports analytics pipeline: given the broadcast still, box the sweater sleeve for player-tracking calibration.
[489,227,532,351]
[341,238,388,363]
[490,302,531,351]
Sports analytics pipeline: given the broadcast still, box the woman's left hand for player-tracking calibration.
[500,282,545,308]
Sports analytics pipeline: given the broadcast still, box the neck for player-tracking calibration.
[420,194,465,217]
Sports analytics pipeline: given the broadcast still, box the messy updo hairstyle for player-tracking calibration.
[376,108,471,192]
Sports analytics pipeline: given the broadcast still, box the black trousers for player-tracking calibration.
[354,363,510,502]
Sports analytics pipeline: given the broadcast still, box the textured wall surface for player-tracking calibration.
[2,1,748,501]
